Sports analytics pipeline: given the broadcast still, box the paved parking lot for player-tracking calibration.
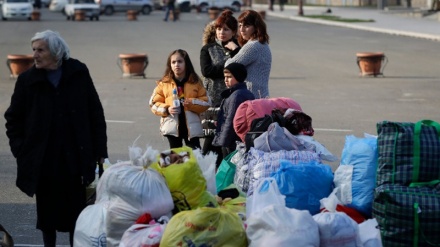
[1,7,439,246]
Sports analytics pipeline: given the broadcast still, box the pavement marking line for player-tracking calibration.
[315,128,352,132]
[105,120,135,124]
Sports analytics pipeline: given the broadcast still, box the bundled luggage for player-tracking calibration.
[373,120,440,247]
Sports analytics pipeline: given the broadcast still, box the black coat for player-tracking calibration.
[212,83,255,149]
[4,58,108,197]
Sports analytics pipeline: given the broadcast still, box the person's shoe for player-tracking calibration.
[163,18,167,21]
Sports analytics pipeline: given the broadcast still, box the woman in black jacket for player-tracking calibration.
[4,30,108,247]
[200,10,240,167]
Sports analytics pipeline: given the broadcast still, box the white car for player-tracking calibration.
[64,0,100,20]
[1,0,33,20]
[177,0,241,12]
[49,0,67,11]
[96,0,153,15]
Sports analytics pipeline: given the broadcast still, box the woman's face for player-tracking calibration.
[216,24,235,42]
[170,53,186,79]
[32,39,58,70]
[239,22,255,41]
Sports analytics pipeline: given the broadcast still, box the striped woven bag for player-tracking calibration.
[376,120,440,187]
[374,119,440,247]
[373,183,440,247]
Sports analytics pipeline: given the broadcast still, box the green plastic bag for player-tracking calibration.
[160,207,248,247]
[216,150,238,193]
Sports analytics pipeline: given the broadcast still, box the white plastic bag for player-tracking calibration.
[193,148,217,195]
[358,218,383,247]
[246,204,319,247]
[313,212,363,247]
[73,201,109,247]
[246,177,285,219]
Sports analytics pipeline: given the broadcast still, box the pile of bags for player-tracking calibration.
[75,97,433,246]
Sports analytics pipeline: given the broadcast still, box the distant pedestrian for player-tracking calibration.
[163,0,176,21]
[4,30,108,247]
[225,9,272,99]
[280,0,286,11]
[269,0,274,10]
[149,49,210,149]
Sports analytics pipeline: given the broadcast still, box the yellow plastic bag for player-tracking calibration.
[160,207,248,247]
[151,146,217,213]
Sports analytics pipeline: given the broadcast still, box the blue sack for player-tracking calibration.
[337,134,378,217]
[271,160,334,215]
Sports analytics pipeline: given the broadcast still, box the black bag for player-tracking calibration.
[244,109,286,151]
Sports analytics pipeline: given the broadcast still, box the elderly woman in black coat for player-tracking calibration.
[4,30,108,247]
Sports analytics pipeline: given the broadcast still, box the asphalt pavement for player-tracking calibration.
[252,4,440,41]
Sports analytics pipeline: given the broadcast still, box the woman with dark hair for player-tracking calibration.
[150,49,210,149]
[225,9,272,99]
[4,30,108,247]
[200,10,240,167]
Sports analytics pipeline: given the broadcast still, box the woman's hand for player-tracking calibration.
[224,41,238,51]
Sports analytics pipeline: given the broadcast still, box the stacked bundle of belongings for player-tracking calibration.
[229,97,338,196]
[373,120,440,247]
[73,142,249,246]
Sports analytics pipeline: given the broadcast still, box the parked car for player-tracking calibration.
[176,0,241,12]
[49,0,67,11]
[64,0,100,20]
[1,0,33,20]
[95,0,153,15]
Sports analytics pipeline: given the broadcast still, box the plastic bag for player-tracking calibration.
[193,148,217,195]
[150,146,217,213]
[74,201,109,247]
[358,218,383,247]
[272,160,333,215]
[313,212,363,247]
[336,134,377,217]
[120,216,169,247]
[246,177,286,219]
[246,205,319,247]
[216,150,238,193]
[160,207,247,247]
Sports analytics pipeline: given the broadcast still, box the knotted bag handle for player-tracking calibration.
[410,120,440,186]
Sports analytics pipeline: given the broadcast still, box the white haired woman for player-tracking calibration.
[4,30,108,247]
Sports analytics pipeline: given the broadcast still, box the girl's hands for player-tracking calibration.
[183,98,193,106]
[168,106,181,116]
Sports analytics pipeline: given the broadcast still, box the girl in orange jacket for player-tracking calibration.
[149,49,210,149]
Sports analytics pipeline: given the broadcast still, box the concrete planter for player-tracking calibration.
[6,54,34,79]
[31,10,41,20]
[127,10,138,21]
[74,10,86,21]
[117,53,149,78]
[356,52,387,77]
[208,7,220,20]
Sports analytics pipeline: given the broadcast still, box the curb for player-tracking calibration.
[252,4,440,42]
